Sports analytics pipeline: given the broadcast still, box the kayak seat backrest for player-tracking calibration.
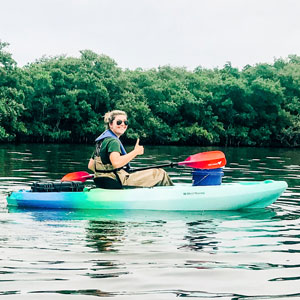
[94,177,123,190]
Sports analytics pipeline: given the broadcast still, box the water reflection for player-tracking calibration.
[85,220,125,252]
[183,219,220,252]
[2,205,300,299]
[29,289,115,297]
[181,209,277,253]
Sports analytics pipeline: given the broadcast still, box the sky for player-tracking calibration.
[1,0,300,70]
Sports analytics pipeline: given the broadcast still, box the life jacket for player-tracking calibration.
[94,129,130,170]
[95,129,127,155]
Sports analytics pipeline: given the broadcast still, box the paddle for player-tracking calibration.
[61,150,226,182]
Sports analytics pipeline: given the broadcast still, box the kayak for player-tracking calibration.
[6,180,287,211]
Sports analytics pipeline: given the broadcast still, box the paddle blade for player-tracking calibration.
[61,171,94,182]
[178,151,226,169]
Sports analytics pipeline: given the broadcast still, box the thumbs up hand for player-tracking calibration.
[134,138,144,155]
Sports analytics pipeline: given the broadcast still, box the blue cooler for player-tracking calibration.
[192,168,224,186]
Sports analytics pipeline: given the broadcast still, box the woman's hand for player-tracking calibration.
[110,138,144,169]
[134,138,144,155]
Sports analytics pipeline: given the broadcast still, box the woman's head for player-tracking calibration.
[104,110,128,137]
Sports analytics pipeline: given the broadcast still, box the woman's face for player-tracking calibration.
[109,114,128,137]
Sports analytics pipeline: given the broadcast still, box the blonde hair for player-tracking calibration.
[104,110,127,128]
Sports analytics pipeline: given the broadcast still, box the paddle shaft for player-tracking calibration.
[129,162,176,173]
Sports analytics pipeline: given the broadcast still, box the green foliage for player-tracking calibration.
[0,41,26,141]
[0,40,299,147]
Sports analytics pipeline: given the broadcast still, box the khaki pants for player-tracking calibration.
[118,168,173,187]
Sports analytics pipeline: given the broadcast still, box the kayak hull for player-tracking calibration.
[6,180,287,211]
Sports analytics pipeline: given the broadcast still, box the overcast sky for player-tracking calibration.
[1,0,300,70]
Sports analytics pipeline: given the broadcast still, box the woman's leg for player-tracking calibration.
[122,168,173,187]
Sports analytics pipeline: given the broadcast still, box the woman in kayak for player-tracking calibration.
[89,110,173,189]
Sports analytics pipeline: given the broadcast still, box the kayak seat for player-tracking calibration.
[94,177,123,190]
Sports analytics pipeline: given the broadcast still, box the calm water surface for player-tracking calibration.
[0,144,299,299]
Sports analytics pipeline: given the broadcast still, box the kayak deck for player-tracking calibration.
[6,180,287,211]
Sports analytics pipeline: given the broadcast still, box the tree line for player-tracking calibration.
[0,41,299,147]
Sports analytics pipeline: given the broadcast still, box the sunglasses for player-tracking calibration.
[116,120,129,126]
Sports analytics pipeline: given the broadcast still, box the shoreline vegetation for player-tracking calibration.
[0,41,299,147]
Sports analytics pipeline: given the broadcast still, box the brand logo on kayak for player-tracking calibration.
[183,192,205,196]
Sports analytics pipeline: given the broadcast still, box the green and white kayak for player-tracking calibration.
[7,180,287,211]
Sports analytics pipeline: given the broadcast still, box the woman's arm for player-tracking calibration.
[110,138,144,169]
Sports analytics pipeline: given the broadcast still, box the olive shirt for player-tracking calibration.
[99,137,121,165]
[95,137,174,187]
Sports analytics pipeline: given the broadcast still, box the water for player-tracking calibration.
[0,144,299,299]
